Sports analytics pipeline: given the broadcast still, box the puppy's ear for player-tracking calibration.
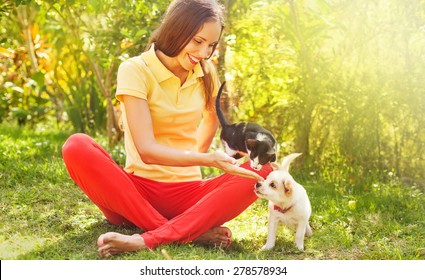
[270,162,280,170]
[281,153,302,172]
[246,139,258,149]
[283,180,293,195]
[267,148,276,161]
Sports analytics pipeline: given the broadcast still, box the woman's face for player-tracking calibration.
[176,20,222,71]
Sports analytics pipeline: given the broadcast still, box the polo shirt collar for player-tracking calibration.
[142,44,204,84]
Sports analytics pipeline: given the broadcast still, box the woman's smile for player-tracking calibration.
[188,54,201,65]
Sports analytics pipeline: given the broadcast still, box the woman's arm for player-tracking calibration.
[122,95,263,181]
[123,95,207,166]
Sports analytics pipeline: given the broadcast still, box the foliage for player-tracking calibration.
[1,0,169,143]
[225,0,425,183]
[2,0,424,181]
[0,124,424,260]
[1,1,425,260]
[0,11,53,125]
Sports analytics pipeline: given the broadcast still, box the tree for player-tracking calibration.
[225,0,425,182]
[43,0,168,145]
[226,0,332,159]
[1,0,169,146]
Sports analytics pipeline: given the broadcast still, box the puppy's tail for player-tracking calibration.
[281,153,302,172]
[215,81,229,128]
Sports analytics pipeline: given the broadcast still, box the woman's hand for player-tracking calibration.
[209,151,264,181]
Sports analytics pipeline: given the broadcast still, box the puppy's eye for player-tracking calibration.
[270,182,276,188]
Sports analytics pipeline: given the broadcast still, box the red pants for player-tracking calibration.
[62,133,271,249]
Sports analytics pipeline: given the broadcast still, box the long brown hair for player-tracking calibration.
[146,0,225,110]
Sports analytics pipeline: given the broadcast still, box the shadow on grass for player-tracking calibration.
[15,221,113,260]
[14,220,167,260]
[14,221,304,260]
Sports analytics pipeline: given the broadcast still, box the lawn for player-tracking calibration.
[0,123,424,260]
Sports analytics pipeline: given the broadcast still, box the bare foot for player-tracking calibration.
[193,226,232,248]
[97,232,147,257]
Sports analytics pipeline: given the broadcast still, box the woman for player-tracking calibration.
[62,0,272,257]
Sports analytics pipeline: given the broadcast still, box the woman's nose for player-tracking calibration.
[199,45,211,59]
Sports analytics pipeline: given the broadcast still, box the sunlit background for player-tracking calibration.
[1,0,424,184]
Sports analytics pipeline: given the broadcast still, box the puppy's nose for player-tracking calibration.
[255,182,262,188]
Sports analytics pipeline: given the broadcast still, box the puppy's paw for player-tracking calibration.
[260,243,274,251]
[305,224,313,237]
[295,242,304,251]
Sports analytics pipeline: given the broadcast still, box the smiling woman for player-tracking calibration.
[61,0,271,258]
[155,20,222,85]
[147,0,225,107]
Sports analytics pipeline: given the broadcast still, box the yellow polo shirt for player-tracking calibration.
[116,44,218,182]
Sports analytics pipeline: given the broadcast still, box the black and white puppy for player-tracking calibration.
[215,81,277,170]
[255,153,312,251]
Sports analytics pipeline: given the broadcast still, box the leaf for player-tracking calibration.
[0,47,12,57]
[31,71,45,87]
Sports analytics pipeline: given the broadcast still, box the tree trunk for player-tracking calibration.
[16,5,38,73]
[89,61,123,148]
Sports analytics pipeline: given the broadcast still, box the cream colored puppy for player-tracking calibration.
[255,153,312,251]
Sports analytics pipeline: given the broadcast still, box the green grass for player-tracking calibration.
[0,123,424,260]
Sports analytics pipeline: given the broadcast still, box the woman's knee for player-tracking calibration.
[62,133,94,162]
